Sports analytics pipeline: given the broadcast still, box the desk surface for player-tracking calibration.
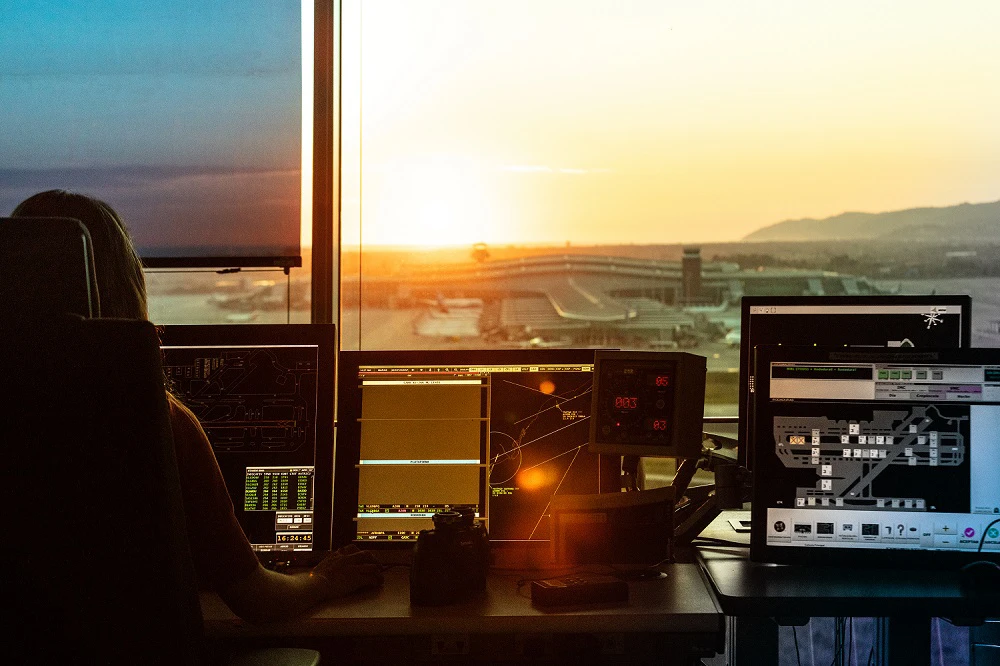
[697,510,1000,619]
[202,563,722,638]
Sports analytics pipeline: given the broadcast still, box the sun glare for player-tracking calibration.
[517,467,554,492]
[361,155,501,247]
[341,1,1000,248]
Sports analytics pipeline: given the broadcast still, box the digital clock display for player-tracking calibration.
[276,533,312,543]
[614,396,638,409]
[595,358,680,445]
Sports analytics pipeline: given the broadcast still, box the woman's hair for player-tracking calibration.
[12,190,148,320]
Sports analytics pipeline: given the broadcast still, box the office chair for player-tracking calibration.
[0,216,100,319]
[0,218,319,666]
[0,217,201,663]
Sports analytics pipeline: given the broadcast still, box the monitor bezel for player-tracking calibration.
[333,348,621,550]
[737,295,972,470]
[158,323,337,557]
[750,344,1000,568]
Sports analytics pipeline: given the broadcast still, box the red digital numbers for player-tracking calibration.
[652,419,668,430]
[654,375,670,387]
[614,396,638,409]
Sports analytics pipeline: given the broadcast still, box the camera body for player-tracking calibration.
[409,508,489,606]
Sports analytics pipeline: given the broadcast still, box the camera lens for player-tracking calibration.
[432,511,463,528]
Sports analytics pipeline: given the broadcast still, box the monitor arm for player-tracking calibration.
[672,433,751,546]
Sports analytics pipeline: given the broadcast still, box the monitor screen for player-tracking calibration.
[333,349,620,547]
[750,345,1000,567]
[159,324,336,555]
[737,296,971,469]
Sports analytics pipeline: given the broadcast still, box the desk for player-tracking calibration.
[696,510,1000,665]
[202,563,723,663]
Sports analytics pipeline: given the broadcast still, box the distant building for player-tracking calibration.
[681,247,703,303]
[343,250,887,346]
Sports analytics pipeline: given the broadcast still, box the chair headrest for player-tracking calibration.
[0,217,101,319]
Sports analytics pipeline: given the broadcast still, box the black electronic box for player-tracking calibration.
[589,351,706,459]
[531,573,629,607]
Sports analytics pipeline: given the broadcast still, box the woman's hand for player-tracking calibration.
[309,545,384,598]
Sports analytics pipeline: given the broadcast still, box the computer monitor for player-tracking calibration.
[332,349,620,548]
[751,345,1000,568]
[159,324,336,557]
[737,296,971,469]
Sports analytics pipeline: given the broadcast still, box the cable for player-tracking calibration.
[847,617,853,666]
[831,617,844,666]
[933,617,943,666]
[809,618,816,666]
[792,625,802,666]
[285,267,291,324]
[979,517,1000,552]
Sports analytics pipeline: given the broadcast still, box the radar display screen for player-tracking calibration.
[333,349,620,547]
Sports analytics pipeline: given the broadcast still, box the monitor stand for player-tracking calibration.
[728,517,751,533]
[665,437,751,546]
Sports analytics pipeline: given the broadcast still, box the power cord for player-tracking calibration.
[831,616,855,666]
[830,617,844,666]
[848,617,853,666]
[978,517,1000,552]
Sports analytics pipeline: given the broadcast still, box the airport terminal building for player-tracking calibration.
[346,249,887,347]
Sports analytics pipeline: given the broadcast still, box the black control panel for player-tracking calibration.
[589,351,706,459]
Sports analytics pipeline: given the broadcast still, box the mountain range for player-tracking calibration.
[742,200,1000,243]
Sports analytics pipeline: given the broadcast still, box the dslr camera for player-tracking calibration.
[410,507,489,606]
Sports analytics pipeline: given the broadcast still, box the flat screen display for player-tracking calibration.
[159,324,336,556]
[333,349,620,547]
[751,345,1000,567]
[738,296,971,469]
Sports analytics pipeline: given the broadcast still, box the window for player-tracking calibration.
[2,0,314,324]
[146,268,310,325]
[339,1,1000,424]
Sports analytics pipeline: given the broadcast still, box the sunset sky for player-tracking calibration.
[1,1,302,259]
[4,2,997,255]
[341,1,1000,247]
